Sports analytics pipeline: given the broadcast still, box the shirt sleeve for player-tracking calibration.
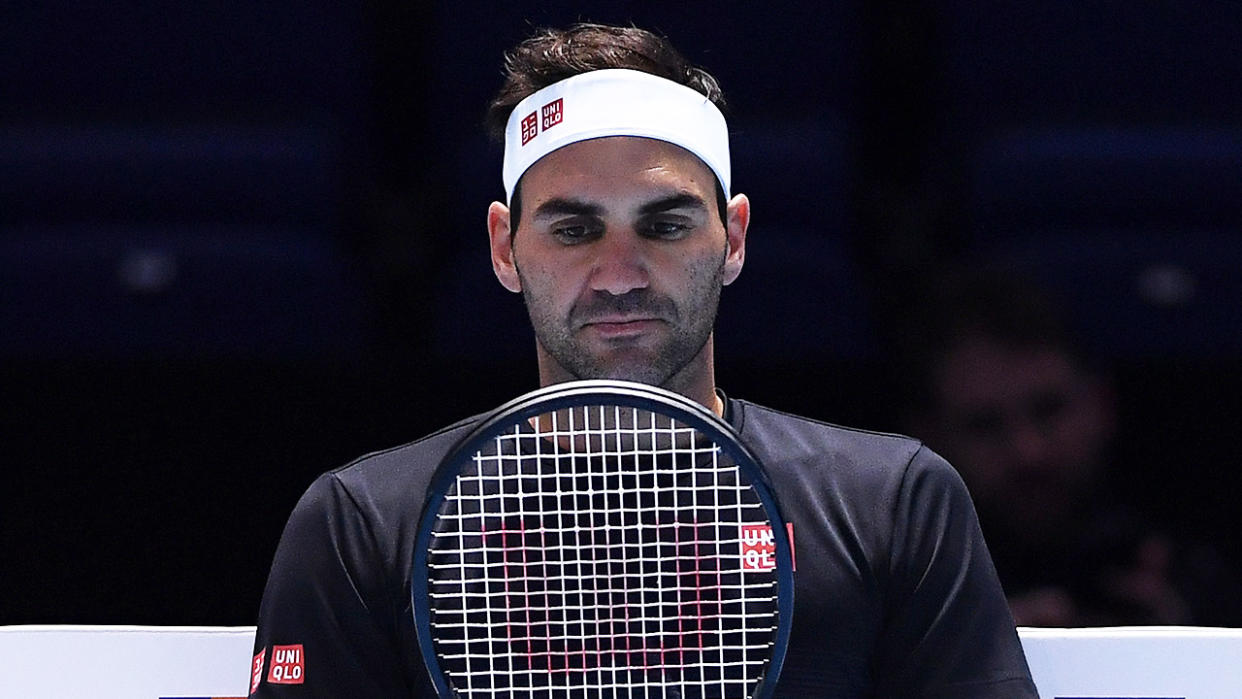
[248,472,427,697]
[872,445,1039,698]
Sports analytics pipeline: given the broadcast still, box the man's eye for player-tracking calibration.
[1028,392,1070,428]
[552,225,595,243]
[961,410,1004,440]
[645,220,691,239]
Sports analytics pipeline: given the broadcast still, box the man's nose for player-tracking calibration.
[1008,419,1053,472]
[588,231,649,296]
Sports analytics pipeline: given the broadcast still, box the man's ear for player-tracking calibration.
[722,193,750,286]
[488,200,522,293]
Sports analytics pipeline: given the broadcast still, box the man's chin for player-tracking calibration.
[570,351,678,387]
[579,364,669,387]
[539,333,706,390]
[1003,496,1078,536]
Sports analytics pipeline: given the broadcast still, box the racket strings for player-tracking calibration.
[427,405,780,698]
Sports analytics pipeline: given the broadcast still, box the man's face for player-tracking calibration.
[927,334,1114,536]
[488,136,746,395]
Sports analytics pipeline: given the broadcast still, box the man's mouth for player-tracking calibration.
[580,317,662,337]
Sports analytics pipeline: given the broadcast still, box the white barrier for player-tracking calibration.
[0,625,255,698]
[1,624,1240,698]
[1019,626,1242,699]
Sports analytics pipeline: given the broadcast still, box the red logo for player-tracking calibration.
[267,644,305,685]
[250,649,266,695]
[740,522,796,572]
[541,98,564,131]
[520,112,538,145]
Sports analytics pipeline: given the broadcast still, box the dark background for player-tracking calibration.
[3,1,1239,625]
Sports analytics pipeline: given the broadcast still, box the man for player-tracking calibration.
[896,269,1241,627]
[249,24,1036,697]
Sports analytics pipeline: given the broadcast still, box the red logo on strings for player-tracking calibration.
[541,98,564,131]
[267,644,305,685]
[740,524,776,571]
[740,523,796,571]
[520,112,538,145]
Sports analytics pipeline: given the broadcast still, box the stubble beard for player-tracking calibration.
[519,258,725,390]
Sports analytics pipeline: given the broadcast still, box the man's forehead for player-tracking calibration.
[937,340,1081,404]
[521,136,718,202]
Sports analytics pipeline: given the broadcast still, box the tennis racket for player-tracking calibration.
[412,379,794,699]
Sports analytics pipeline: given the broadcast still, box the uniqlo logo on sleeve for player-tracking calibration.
[520,111,538,145]
[267,644,305,685]
[740,523,796,572]
[250,648,266,694]
[541,98,564,130]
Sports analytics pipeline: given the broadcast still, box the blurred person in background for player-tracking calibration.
[892,268,1241,627]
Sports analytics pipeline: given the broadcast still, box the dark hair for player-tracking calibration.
[891,267,1088,411]
[486,23,729,227]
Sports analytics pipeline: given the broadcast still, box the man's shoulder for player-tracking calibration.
[324,412,489,497]
[731,398,928,470]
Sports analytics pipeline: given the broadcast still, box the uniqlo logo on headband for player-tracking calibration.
[740,523,796,572]
[520,111,538,145]
[267,644,305,685]
[541,98,564,130]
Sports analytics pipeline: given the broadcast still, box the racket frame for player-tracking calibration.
[411,379,794,699]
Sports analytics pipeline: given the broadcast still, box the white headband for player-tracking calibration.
[502,68,731,203]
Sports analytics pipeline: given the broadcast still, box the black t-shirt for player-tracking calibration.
[248,396,1037,697]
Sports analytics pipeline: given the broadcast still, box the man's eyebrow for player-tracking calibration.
[637,193,708,216]
[531,198,604,221]
[530,193,708,221]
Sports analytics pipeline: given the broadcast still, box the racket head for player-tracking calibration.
[412,379,794,699]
